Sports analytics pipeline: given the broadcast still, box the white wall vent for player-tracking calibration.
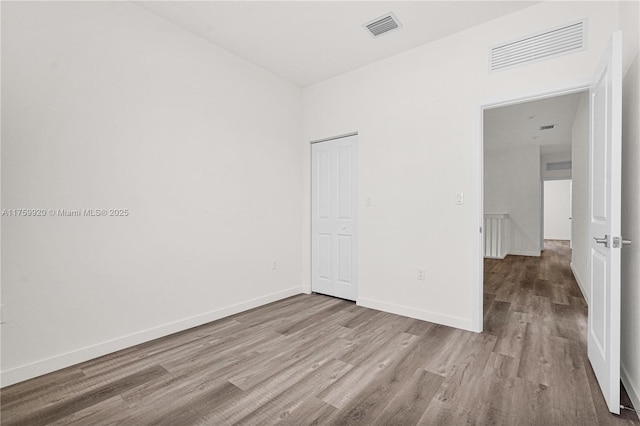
[490,20,586,72]
[363,12,402,38]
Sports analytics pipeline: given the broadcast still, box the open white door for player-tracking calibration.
[588,31,622,415]
[311,134,358,301]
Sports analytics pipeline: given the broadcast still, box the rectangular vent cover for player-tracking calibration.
[546,161,572,171]
[490,20,586,72]
[364,12,402,38]
[540,124,556,130]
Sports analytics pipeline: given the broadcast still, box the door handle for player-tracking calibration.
[623,239,632,245]
[594,235,609,247]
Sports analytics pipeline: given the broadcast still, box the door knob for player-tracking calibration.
[594,235,609,247]
[623,239,632,245]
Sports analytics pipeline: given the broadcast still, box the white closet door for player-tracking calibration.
[311,134,357,301]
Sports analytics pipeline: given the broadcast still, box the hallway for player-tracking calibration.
[484,240,638,424]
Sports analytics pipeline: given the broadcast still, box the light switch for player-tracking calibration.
[456,192,464,205]
[366,196,372,207]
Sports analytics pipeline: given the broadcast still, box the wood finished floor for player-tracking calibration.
[2,240,638,425]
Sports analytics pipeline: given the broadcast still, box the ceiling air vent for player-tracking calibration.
[364,12,402,38]
[490,20,586,72]
[540,124,556,130]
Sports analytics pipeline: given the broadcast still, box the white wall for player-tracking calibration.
[571,92,590,300]
[1,2,303,386]
[619,0,640,412]
[541,152,572,180]
[302,1,620,332]
[543,180,572,241]
[485,145,542,256]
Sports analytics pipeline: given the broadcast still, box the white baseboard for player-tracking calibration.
[622,363,640,421]
[356,297,474,332]
[570,262,589,305]
[0,286,304,388]
[508,250,541,257]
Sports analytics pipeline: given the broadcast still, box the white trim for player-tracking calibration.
[357,297,475,332]
[622,363,640,421]
[475,82,591,333]
[482,84,591,111]
[0,286,304,388]
[544,236,571,241]
[509,250,542,257]
[570,261,589,304]
[310,131,358,144]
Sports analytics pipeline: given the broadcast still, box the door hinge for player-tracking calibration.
[480,227,483,233]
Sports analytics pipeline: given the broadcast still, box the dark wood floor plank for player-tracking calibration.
[328,336,437,425]
[483,352,519,379]
[551,301,588,345]
[0,368,86,407]
[427,332,497,408]
[120,349,260,412]
[275,298,351,336]
[277,396,337,425]
[549,340,599,425]
[403,318,436,336]
[493,310,528,358]
[517,323,560,386]
[233,359,352,425]
[207,343,352,424]
[483,299,511,335]
[149,380,244,426]
[317,332,417,409]
[2,366,168,426]
[227,329,349,392]
[371,368,444,426]
[508,377,554,425]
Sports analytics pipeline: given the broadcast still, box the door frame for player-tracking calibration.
[475,84,589,332]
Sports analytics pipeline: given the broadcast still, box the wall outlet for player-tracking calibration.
[271,260,277,271]
[417,268,426,280]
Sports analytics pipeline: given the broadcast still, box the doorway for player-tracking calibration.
[543,179,572,245]
[479,31,624,415]
[482,90,585,261]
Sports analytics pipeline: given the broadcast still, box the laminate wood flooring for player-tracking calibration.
[2,240,638,425]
